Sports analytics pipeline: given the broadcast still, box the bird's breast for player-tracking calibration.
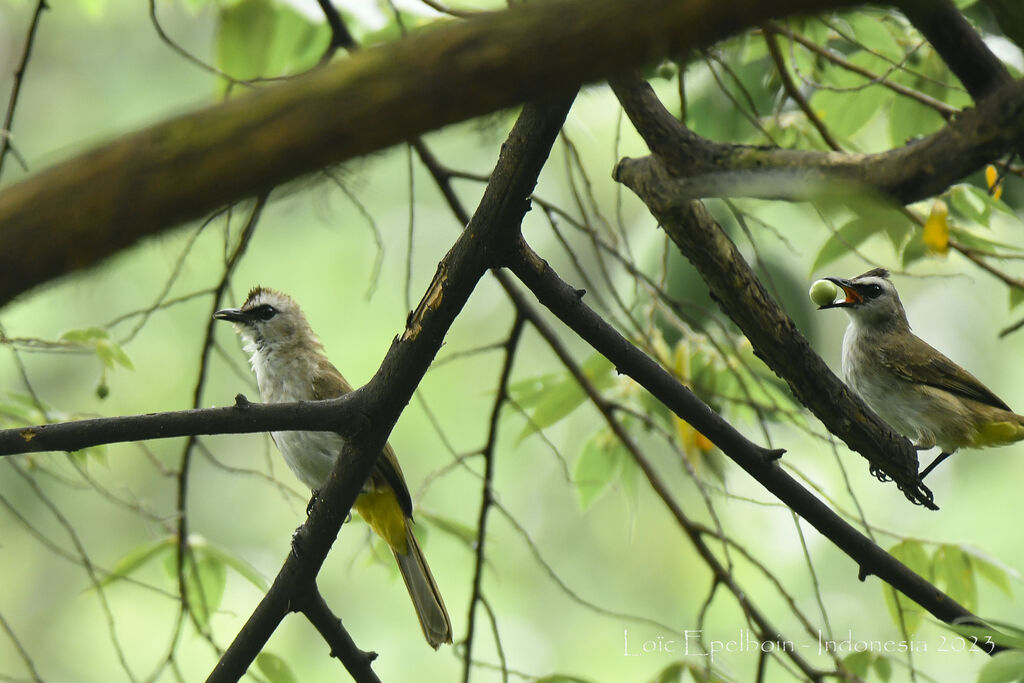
[251,348,317,404]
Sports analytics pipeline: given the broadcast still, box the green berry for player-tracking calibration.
[809,279,838,308]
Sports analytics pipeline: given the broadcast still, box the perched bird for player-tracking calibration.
[214,287,452,648]
[818,268,1024,479]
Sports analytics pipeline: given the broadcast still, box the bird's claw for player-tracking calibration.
[306,488,320,517]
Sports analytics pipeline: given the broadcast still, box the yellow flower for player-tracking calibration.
[985,165,1003,201]
[922,199,949,254]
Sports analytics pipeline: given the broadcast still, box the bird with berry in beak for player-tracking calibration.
[817,268,1024,478]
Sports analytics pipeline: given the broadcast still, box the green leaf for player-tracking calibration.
[651,661,685,683]
[216,0,329,85]
[256,652,297,683]
[1011,287,1024,311]
[69,444,108,468]
[842,650,873,677]
[99,536,176,588]
[60,327,109,343]
[945,621,1024,651]
[508,372,562,409]
[901,232,928,268]
[419,512,478,549]
[978,650,1024,683]
[185,554,227,628]
[809,56,892,140]
[964,547,1015,597]
[949,226,1024,254]
[617,443,642,507]
[948,184,991,227]
[812,217,877,271]
[218,0,277,80]
[883,540,931,634]
[873,653,892,682]
[880,220,912,252]
[890,92,946,148]
[933,544,978,613]
[59,326,133,371]
[810,86,885,140]
[0,391,49,426]
[575,430,623,509]
[265,3,332,74]
[514,354,616,440]
[159,538,228,628]
[199,543,269,592]
[965,183,1017,218]
[95,339,134,370]
[845,13,903,61]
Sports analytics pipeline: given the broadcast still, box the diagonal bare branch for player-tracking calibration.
[503,238,1004,653]
[206,94,576,682]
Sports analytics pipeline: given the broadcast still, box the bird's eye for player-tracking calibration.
[864,284,883,299]
[253,304,277,321]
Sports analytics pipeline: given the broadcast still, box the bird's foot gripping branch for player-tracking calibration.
[608,181,934,508]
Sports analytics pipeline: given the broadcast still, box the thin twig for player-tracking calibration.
[763,25,843,151]
[768,21,958,118]
[173,194,267,653]
[0,0,47,180]
[462,315,524,683]
[0,611,43,683]
[315,0,357,61]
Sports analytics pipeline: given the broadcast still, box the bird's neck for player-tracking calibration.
[245,336,327,403]
[847,310,911,338]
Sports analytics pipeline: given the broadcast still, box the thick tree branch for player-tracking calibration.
[981,0,1024,51]
[0,0,875,309]
[611,74,1024,204]
[504,280,832,678]
[206,95,576,682]
[611,74,930,502]
[293,587,379,683]
[901,0,1012,101]
[0,396,363,456]
[502,240,1002,651]
[506,239,786,471]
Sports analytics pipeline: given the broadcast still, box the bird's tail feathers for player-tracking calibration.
[978,414,1024,446]
[393,520,452,649]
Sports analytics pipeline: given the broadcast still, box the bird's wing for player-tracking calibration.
[311,358,355,397]
[312,359,414,518]
[879,336,1011,410]
[376,443,414,517]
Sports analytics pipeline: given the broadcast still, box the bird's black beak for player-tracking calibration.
[819,277,863,309]
[213,307,250,323]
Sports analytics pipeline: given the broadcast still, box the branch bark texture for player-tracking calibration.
[0,0,866,309]
[206,94,576,681]
[613,75,1024,205]
[611,73,931,505]
[505,241,994,646]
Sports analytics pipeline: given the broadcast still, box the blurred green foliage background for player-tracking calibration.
[2,1,1024,681]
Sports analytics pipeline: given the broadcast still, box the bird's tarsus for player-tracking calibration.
[919,452,951,480]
